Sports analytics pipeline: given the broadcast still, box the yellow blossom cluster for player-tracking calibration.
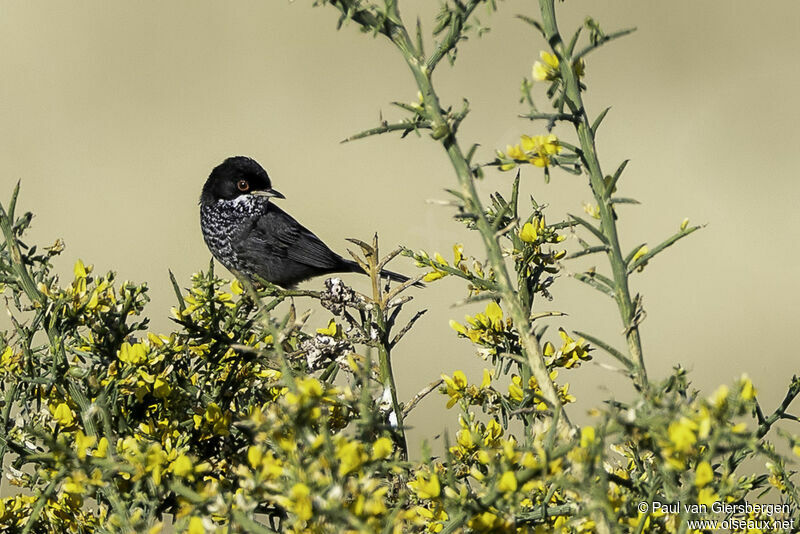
[449,300,511,351]
[3,191,799,534]
[496,134,562,171]
[414,243,489,287]
[531,50,586,82]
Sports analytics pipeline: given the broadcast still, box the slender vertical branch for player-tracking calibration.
[358,234,409,459]
[384,17,573,430]
[538,0,647,389]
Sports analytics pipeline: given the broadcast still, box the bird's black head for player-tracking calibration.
[200,156,285,205]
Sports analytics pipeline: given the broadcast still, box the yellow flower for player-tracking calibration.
[484,419,503,446]
[95,437,109,458]
[519,222,539,243]
[290,483,313,521]
[520,134,561,167]
[231,278,244,295]
[296,376,324,398]
[456,428,474,450]
[74,259,88,279]
[203,403,231,436]
[583,202,601,220]
[316,319,341,337]
[441,371,468,408]
[508,375,524,402]
[532,51,559,81]
[248,445,263,469]
[170,454,193,478]
[668,417,697,453]
[62,471,88,494]
[408,472,441,499]
[498,471,518,493]
[469,510,505,531]
[697,407,712,439]
[75,430,97,460]
[709,384,729,409]
[153,377,171,398]
[630,245,649,264]
[506,144,527,161]
[423,270,446,282]
[372,437,394,460]
[694,461,713,487]
[697,487,719,507]
[480,369,492,389]
[337,440,366,477]
[117,342,147,365]
[187,517,205,534]
[580,426,595,448]
[739,374,757,401]
[731,422,747,433]
[51,402,75,427]
[453,243,464,266]
[0,347,20,374]
[484,301,503,330]
[449,320,467,336]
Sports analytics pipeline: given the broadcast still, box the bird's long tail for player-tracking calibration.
[341,259,424,288]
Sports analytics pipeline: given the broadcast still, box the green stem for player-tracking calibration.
[0,184,45,307]
[388,22,572,430]
[538,0,647,389]
[376,311,408,460]
[0,186,69,374]
[366,236,408,460]
[326,0,571,429]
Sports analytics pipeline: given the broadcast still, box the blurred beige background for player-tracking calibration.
[2,0,799,459]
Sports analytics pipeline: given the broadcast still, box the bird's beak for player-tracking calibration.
[251,188,285,200]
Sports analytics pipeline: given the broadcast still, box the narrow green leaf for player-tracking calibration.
[445,188,465,201]
[572,272,615,298]
[573,330,634,370]
[568,213,609,245]
[605,159,629,196]
[516,15,546,37]
[511,170,521,220]
[465,143,479,164]
[530,311,567,321]
[566,26,583,56]
[7,180,21,222]
[574,27,636,61]
[391,101,423,113]
[590,271,614,289]
[624,243,648,266]
[168,270,186,313]
[591,107,611,135]
[609,197,640,205]
[342,119,431,143]
[557,140,581,153]
[565,245,608,260]
[415,16,425,57]
[628,225,704,273]
[551,219,580,231]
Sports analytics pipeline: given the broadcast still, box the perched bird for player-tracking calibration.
[200,156,416,288]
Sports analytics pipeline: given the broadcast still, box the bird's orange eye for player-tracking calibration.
[237,180,249,192]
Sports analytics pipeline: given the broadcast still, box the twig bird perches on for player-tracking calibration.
[200,156,417,288]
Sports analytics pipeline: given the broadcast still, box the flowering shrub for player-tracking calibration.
[2,1,800,533]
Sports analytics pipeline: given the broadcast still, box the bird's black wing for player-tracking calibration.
[233,202,347,271]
